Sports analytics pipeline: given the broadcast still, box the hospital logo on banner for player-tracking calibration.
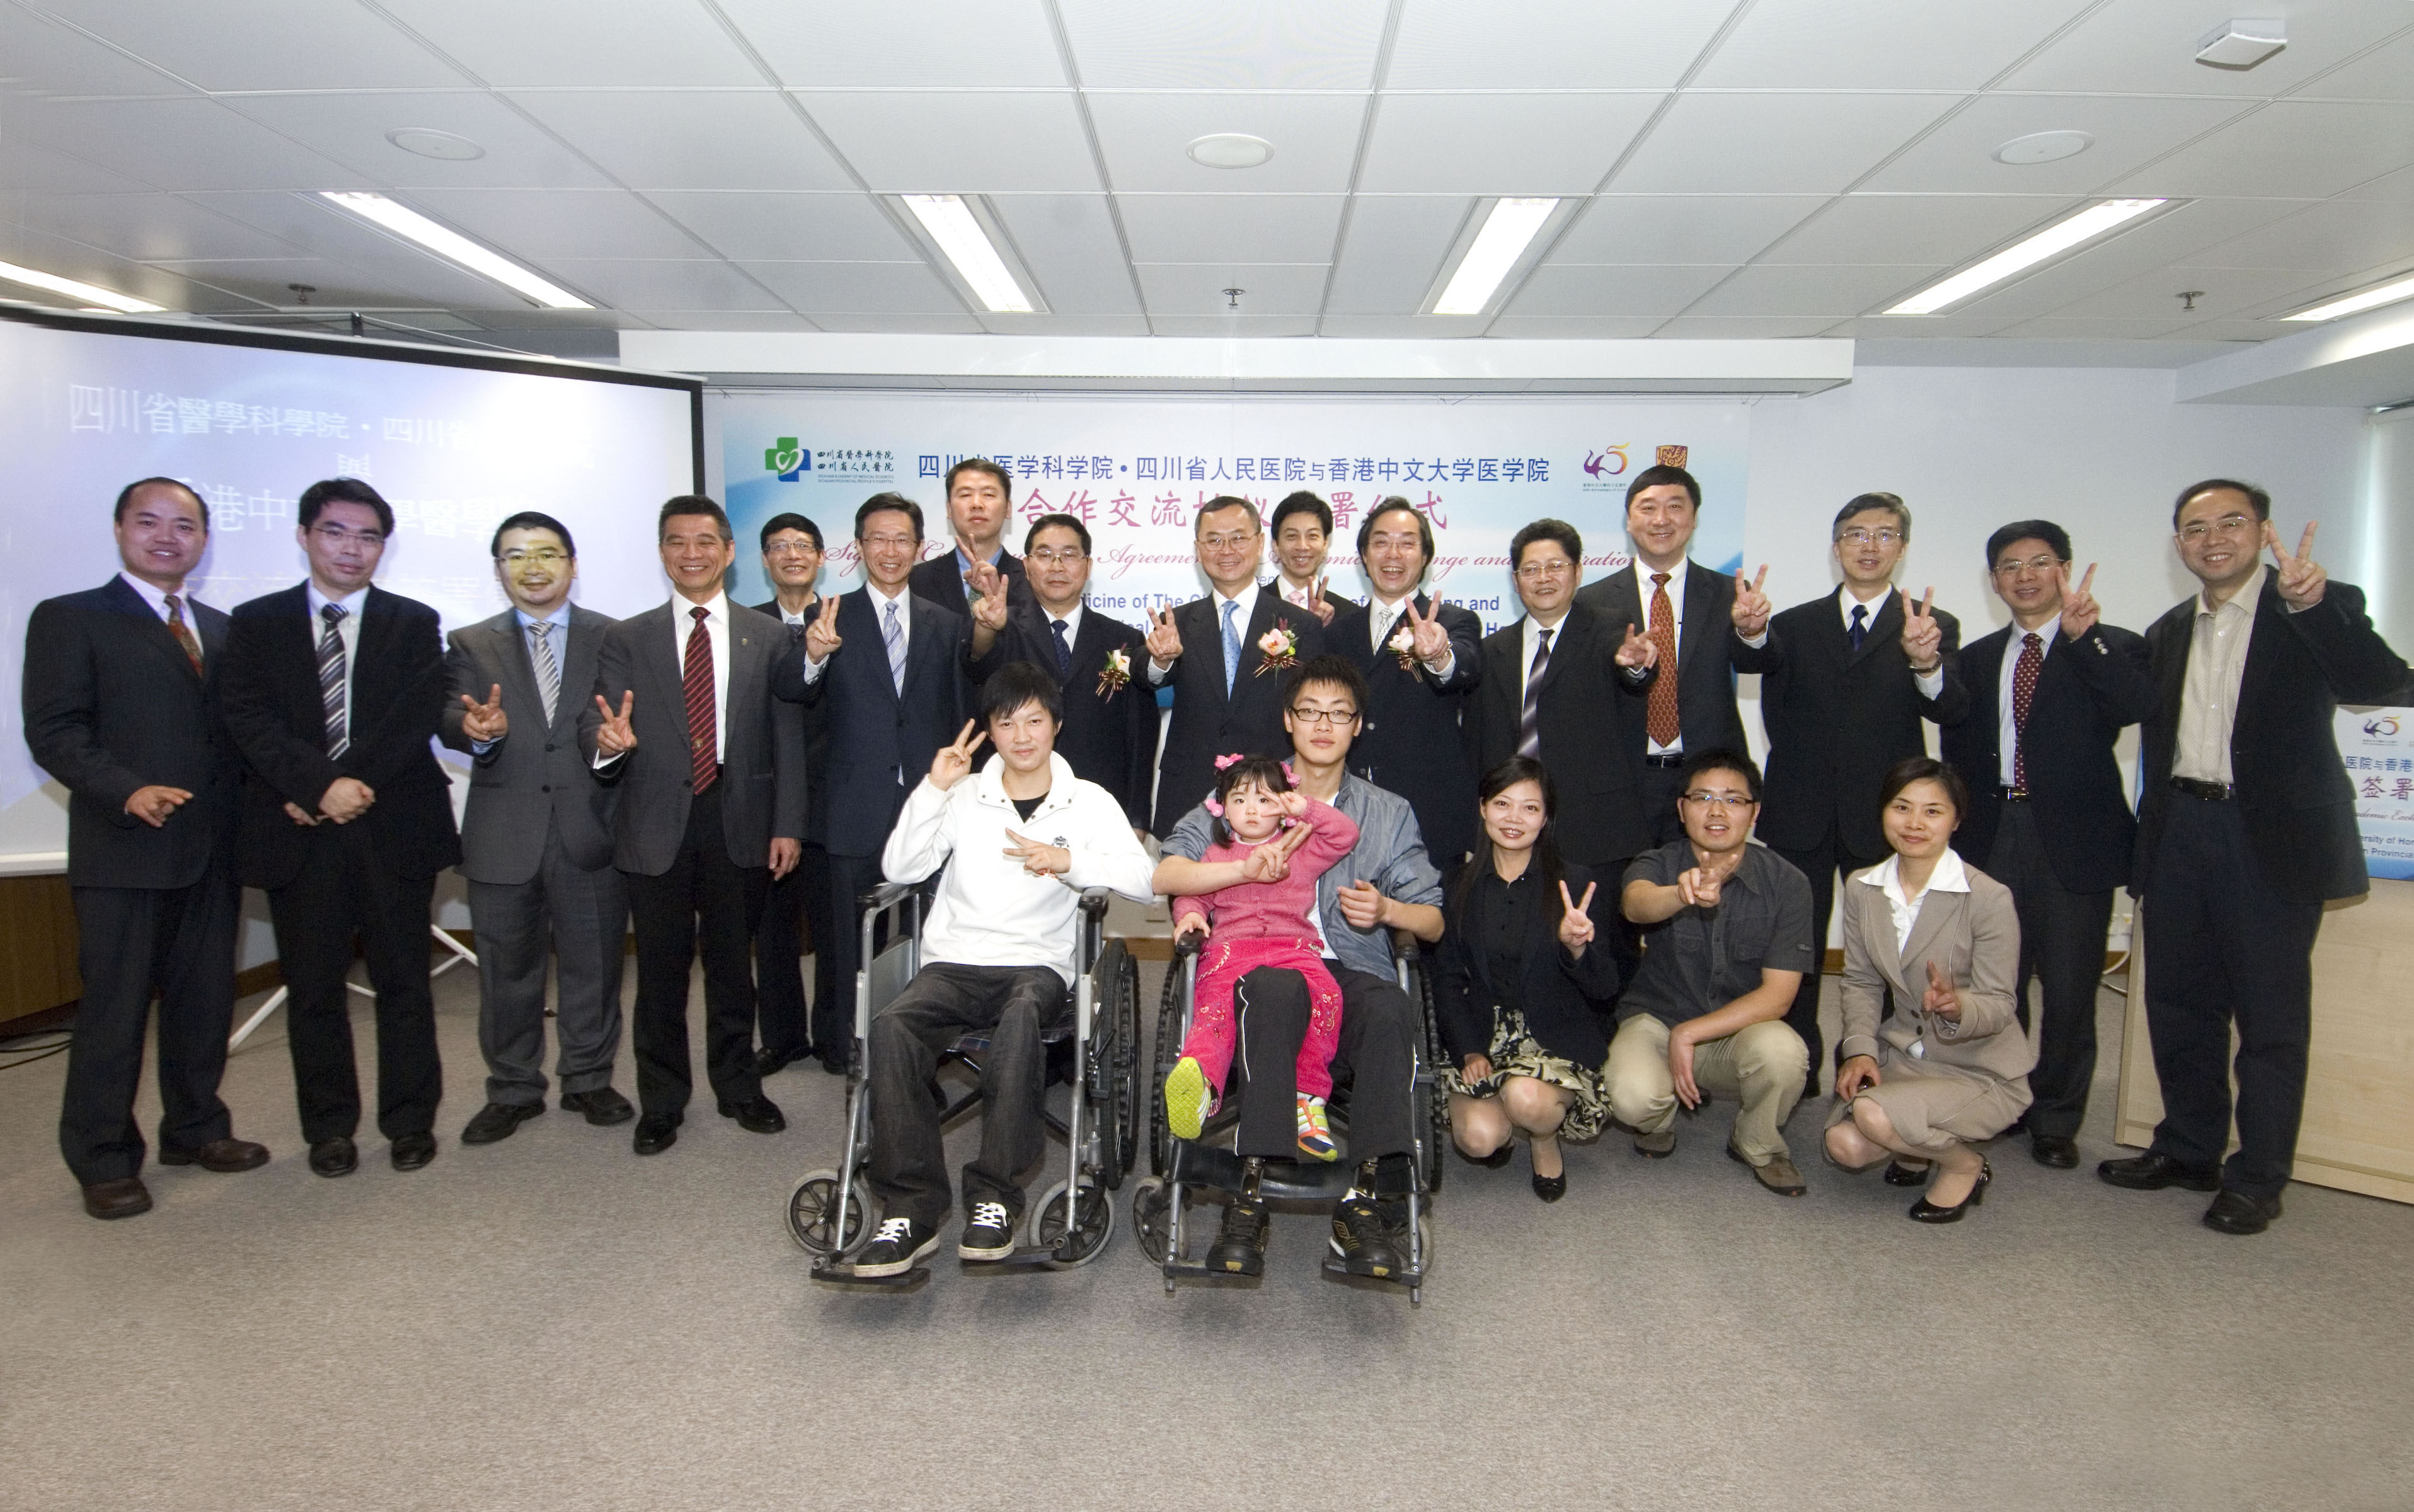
[1581,443,1690,490]
[764,437,810,481]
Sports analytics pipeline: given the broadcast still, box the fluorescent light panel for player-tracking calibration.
[2284,272,2414,323]
[1885,198,2168,315]
[1433,197,1559,316]
[901,195,1034,314]
[317,192,590,309]
[0,258,163,314]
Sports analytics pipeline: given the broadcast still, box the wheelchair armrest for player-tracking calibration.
[1173,931,1206,960]
[858,879,919,913]
[1389,928,1425,963]
[1078,888,1112,921]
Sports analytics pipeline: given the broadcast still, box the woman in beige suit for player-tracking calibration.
[1824,757,2034,1222]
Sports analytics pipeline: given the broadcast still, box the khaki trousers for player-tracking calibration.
[1606,1014,1808,1165]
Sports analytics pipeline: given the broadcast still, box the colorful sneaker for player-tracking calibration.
[1163,1055,1214,1142]
[1296,1095,1338,1161]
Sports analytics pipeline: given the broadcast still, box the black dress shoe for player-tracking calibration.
[1908,1160,1991,1223]
[1883,1160,1931,1187]
[817,1046,849,1077]
[1529,1143,1566,1202]
[1464,1143,1514,1169]
[83,1176,152,1220]
[754,1046,806,1079]
[560,1087,635,1126]
[632,1113,681,1155]
[389,1131,437,1171]
[2030,1133,2079,1169]
[158,1137,270,1172]
[2098,1150,2219,1192]
[2203,1188,2283,1235]
[716,1094,786,1134]
[308,1137,358,1177]
[460,1101,543,1145]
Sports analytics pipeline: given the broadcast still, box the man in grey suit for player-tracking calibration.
[439,511,633,1146]
[583,496,808,1156]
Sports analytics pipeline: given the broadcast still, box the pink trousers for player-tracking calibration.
[1184,934,1343,1100]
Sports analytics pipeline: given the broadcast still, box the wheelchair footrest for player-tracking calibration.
[1159,1256,1259,1283]
[967,1246,1076,1272]
[808,1254,929,1287]
[1320,1253,1423,1288]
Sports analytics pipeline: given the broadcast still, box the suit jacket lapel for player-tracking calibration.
[2239,578,2287,721]
[1897,887,1958,987]
[104,575,204,685]
[1845,589,1899,668]
[488,616,547,731]
[1067,609,1108,692]
[1679,563,1719,675]
[1965,630,2007,759]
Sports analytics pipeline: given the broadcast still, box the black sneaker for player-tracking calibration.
[1329,1193,1401,1278]
[852,1217,940,1278]
[959,1199,1019,1261]
[1204,1196,1270,1277]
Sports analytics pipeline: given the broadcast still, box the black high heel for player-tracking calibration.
[1907,1159,1991,1223]
[1529,1142,1566,1203]
[1883,1160,1930,1187]
[1473,1143,1514,1169]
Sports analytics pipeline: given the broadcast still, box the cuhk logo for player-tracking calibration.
[766,437,810,481]
[1656,445,1688,467]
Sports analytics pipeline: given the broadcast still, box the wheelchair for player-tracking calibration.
[785,880,1142,1284]
[1127,929,1451,1303]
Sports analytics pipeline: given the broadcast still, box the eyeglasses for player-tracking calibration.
[1515,560,1575,581]
[1289,706,1359,726]
[1682,791,1756,810]
[499,548,567,567]
[859,533,919,551]
[2177,513,2258,544]
[763,541,820,558]
[1991,554,2062,578]
[1837,528,1903,547]
[311,524,386,547]
[1028,547,1088,566]
[1200,531,1258,552]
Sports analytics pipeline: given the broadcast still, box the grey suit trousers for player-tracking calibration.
[468,816,629,1104]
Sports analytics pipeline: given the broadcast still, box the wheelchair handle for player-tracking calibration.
[1078,888,1112,920]
[1172,931,1206,960]
[1388,928,1425,961]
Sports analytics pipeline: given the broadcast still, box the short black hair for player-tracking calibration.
[760,512,824,554]
[657,495,730,540]
[946,457,1013,504]
[1680,747,1762,803]
[1284,653,1367,716]
[1354,496,1432,566]
[1195,495,1260,534]
[1510,517,1582,571]
[856,492,924,542]
[980,660,1064,726]
[1270,491,1333,538]
[299,477,393,535]
[1625,465,1700,510]
[491,510,575,559]
[2172,478,2272,530]
[1984,519,2070,570]
[1024,513,1091,556]
[1833,492,1910,541]
[1878,755,1968,821]
[113,476,205,527]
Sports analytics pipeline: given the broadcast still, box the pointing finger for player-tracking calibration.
[1559,879,1575,914]
[618,692,635,719]
[953,719,977,751]
[2298,520,2318,563]
[1579,881,1597,912]
[2078,563,2097,597]
[1917,587,1934,618]
[1751,565,1768,594]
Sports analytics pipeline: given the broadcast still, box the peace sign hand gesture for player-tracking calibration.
[804,592,844,664]
[966,560,1011,631]
[1556,879,1599,953]
[1144,605,1183,668]
[929,719,986,791]
[1404,596,1451,667]
[2269,520,2327,609]
[1308,573,1336,626]
[1731,564,1773,638]
[1614,621,1659,671]
[2058,563,2101,639]
[1922,959,1963,1022]
[458,683,509,743]
[1900,587,1943,672]
[1002,828,1071,878]
[592,691,638,756]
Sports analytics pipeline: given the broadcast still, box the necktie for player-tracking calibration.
[1849,602,1868,652]
[683,605,716,794]
[163,593,202,675]
[2011,631,2043,791]
[527,621,560,726]
[1221,598,1242,694]
[1646,572,1679,748]
[882,597,905,694]
[1518,627,1553,758]
[1371,604,1394,657]
[316,603,348,758]
[1050,617,1072,679]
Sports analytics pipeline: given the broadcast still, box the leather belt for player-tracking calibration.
[2170,776,2234,801]
[1641,753,1686,769]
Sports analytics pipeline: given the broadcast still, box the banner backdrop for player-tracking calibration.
[2337,706,2414,880]
[716,392,1750,636]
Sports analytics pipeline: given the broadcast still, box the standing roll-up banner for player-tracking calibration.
[714,392,1751,633]
[2338,707,2414,879]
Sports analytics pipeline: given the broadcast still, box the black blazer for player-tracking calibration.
[1330,594,1483,868]
[1435,860,1623,1070]
[909,547,1028,619]
[21,576,239,890]
[1149,588,1328,837]
[1733,587,1972,859]
[1574,561,1752,758]
[2135,578,2406,906]
[752,599,832,847]
[1471,602,1658,867]
[774,587,986,857]
[439,604,620,885]
[1941,619,2155,894]
[994,602,1158,829]
[217,583,460,888]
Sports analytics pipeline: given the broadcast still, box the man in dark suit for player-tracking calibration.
[1144,495,1330,835]
[2101,481,2406,1234]
[777,492,997,1071]
[439,511,631,1147]
[218,477,461,1177]
[1269,490,1352,626]
[994,512,1157,832]
[1941,520,2155,1169]
[1731,493,1971,1097]
[907,457,1028,616]
[1574,464,1755,847]
[1329,498,1482,872]
[23,478,265,1219]
[750,511,831,1078]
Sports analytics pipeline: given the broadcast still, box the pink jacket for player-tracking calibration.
[1173,795,1360,943]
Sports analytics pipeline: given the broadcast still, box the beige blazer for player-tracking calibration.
[1836,862,2035,1089]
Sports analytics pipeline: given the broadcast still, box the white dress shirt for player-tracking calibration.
[1841,583,1946,699]
[1367,590,1456,682]
[1996,612,2060,788]
[471,604,571,754]
[1519,609,1569,702]
[2175,564,2266,785]
[798,581,912,687]
[304,580,369,742]
[1150,579,1262,682]
[1042,601,1086,655]
[117,570,183,627]
[1635,559,1689,754]
[1861,847,1972,954]
[667,590,732,757]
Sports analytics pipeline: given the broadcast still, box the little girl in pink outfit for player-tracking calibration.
[1165,755,1359,1160]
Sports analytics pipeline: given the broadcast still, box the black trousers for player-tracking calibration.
[1640,759,1688,849]
[754,840,826,1062]
[623,782,767,1118]
[2142,796,2322,1200]
[868,962,1069,1227]
[59,872,240,1185]
[1231,962,1416,1164]
[1773,818,1887,1088]
[267,825,442,1144]
[1986,801,2116,1141]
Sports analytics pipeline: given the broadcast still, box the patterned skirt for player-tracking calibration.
[1445,1005,1612,1143]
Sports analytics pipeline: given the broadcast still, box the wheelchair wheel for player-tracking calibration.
[1030,1176,1116,1266]
[1418,966,1450,1196]
[785,1168,875,1256]
[1147,959,1185,1178]
[1088,940,1140,1191]
[1114,946,1142,1180]
[1128,1176,1171,1266]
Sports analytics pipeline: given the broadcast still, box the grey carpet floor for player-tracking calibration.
[3,960,2408,1512]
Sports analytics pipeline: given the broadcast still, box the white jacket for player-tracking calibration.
[881,752,1158,985]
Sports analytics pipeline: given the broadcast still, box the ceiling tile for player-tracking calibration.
[1084,92,1366,193]
[1479,316,1665,338]
[0,142,152,196]
[540,259,785,311]
[374,0,762,88]
[812,312,986,334]
[796,91,1100,193]
[1986,315,2207,340]
[1609,93,1959,195]
[987,193,1143,314]
[1858,93,2249,196]
[222,92,614,190]
[1821,313,2029,338]
[7,97,365,192]
[2006,0,2414,98]
[0,4,191,97]
[1316,313,1494,337]
[37,0,462,91]
[2178,197,2414,272]
[1116,194,1343,263]
[1692,0,2096,90]
[1682,263,1941,318]
[2029,264,2331,323]
[507,91,854,192]
[134,258,459,309]
[719,0,1065,88]
[1323,195,1472,312]
[18,192,300,261]
[648,192,917,261]
[2112,101,2414,200]
[1551,195,1827,264]
[621,311,822,332]
[1502,263,1737,318]
[2340,165,2414,201]
[735,260,967,314]
[1059,0,1380,89]
[1386,0,1734,89]
[0,224,235,309]
[1950,197,2316,316]
[1357,93,1664,195]
[1133,262,1330,315]
[1649,316,1840,338]
[404,189,709,260]
[2296,29,2414,102]
[1146,314,1319,335]
[176,188,587,301]
[1759,195,2071,266]
[2161,318,2297,342]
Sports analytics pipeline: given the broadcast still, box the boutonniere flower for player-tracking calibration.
[1253,619,1299,677]
[1386,622,1418,672]
[1096,646,1132,699]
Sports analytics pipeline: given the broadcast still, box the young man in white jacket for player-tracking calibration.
[851,661,1159,1276]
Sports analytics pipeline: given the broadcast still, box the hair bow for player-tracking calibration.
[1213,753,1245,770]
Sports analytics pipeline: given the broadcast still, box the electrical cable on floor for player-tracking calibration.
[0,1032,72,1070]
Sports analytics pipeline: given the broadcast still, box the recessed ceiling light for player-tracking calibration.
[1885,198,2170,315]
[1430,198,1560,316]
[1993,130,2093,166]
[318,191,590,308]
[386,127,486,161]
[1187,134,1273,170]
[900,194,1036,313]
[2196,18,2285,69]
[2282,270,2414,323]
[0,258,164,313]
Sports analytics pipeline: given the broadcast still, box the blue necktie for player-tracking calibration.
[1050,617,1072,679]
[883,598,905,694]
[1849,603,1868,653]
[1221,599,1242,693]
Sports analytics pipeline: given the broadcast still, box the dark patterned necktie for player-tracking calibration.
[527,621,560,726]
[1518,627,1553,758]
[2011,631,2043,790]
[1051,617,1072,679]
[1646,573,1679,747]
[1849,602,1868,652]
[316,603,348,757]
[164,593,202,675]
[683,605,716,794]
